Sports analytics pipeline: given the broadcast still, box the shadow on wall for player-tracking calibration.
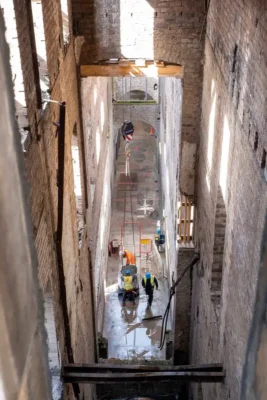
[210,185,226,301]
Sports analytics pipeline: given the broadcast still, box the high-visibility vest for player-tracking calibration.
[124,276,133,291]
[144,276,155,286]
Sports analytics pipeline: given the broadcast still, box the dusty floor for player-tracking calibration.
[103,120,170,361]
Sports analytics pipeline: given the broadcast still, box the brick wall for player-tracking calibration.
[0,13,51,396]
[9,1,98,398]
[71,0,205,196]
[190,0,267,398]
[41,0,63,88]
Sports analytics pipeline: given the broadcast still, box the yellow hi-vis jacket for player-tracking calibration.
[144,276,155,286]
[124,276,133,291]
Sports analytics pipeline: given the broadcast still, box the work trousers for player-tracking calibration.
[123,290,134,304]
[147,290,154,306]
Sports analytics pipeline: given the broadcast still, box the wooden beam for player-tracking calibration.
[63,371,225,384]
[80,63,183,78]
[63,363,223,373]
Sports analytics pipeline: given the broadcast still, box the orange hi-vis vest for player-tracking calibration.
[124,276,133,291]
[124,250,136,265]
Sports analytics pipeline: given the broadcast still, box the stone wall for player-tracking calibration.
[72,0,205,197]
[190,0,267,398]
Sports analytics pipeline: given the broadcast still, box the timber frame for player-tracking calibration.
[80,59,184,78]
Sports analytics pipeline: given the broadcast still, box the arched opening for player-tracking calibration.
[122,89,153,101]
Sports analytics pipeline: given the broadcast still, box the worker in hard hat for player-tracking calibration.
[119,250,136,266]
[122,269,135,307]
[142,272,159,309]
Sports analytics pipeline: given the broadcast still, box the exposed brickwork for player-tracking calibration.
[72,0,205,195]
[0,12,51,396]
[41,0,63,88]
[8,2,98,398]
[191,0,267,398]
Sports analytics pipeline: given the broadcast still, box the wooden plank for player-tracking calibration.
[80,64,184,78]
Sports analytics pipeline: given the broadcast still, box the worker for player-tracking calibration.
[142,272,159,309]
[119,250,136,265]
[122,269,135,306]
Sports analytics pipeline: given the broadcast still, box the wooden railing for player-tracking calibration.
[177,195,194,247]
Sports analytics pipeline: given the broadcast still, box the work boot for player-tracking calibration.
[122,303,126,307]
[133,301,136,306]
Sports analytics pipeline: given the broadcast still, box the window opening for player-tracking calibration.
[71,124,84,248]
[60,0,69,44]
[0,1,30,150]
[31,0,50,108]
[44,291,62,400]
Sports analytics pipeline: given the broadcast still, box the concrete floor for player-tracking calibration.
[103,120,170,361]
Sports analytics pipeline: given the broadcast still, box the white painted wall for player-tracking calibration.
[158,77,183,323]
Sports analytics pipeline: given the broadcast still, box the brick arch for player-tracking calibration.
[121,90,154,101]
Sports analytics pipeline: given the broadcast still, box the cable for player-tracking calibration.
[130,185,136,255]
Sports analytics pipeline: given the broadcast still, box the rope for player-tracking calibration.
[130,185,136,256]
[122,176,127,249]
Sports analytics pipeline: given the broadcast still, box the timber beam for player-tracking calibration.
[80,59,184,78]
[62,363,224,384]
